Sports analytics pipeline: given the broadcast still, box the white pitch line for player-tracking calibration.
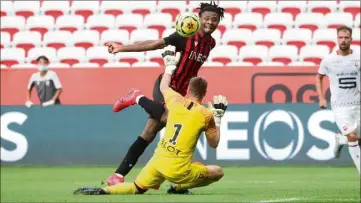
[253,197,303,203]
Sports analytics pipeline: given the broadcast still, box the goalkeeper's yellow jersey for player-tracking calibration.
[152,89,216,177]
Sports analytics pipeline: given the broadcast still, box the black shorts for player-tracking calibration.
[152,74,165,103]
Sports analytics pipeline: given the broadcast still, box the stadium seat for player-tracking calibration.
[41,1,70,20]
[234,13,263,31]
[288,61,316,66]
[103,62,131,68]
[0,48,26,67]
[299,45,330,65]
[162,28,175,38]
[114,52,145,65]
[355,13,361,28]
[253,29,281,48]
[282,28,312,53]
[11,63,37,69]
[277,0,307,20]
[132,61,160,68]
[225,61,254,67]
[257,61,285,66]
[324,13,353,29]
[57,47,86,66]
[73,30,99,50]
[86,14,115,34]
[313,29,337,51]
[209,45,238,65]
[212,29,221,42]
[239,45,268,65]
[1,1,13,16]
[339,1,361,20]
[116,14,143,34]
[1,64,7,69]
[352,28,360,46]
[72,62,100,68]
[0,32,11,48]
[146,49,165,65]
[217,13,232,35]
[26,15,55,37]
[263,13,293,36]
[0,16,26,40]
[56,15,84,33]
[187,0,205,13]
[86,46,113,66]
[221,29,253,49]
[13,1,40,19]
[202,61,224,67]
[247,1,277,17]
[269,45,298,65]
[218,1,247,20]
[27,47,57,64]
[70,1,99,22]
[308,1,338,15]
[43,31,73,50]
[99,1,129,17]
[295,13,325,33]
[12,31,42,56]
[157,1,187,21]
[48,63,71,69]
[144,13,173,37]
[129,1,157,17]
[100,30,129,46]
[130,29,159,44]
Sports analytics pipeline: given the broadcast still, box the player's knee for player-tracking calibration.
[207,165,224,181]
[347,132,358,142]
[140,131,157,143]
[134,183,147,194]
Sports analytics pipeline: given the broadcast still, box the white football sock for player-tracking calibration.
[348,141,361,176]
[115,173,124,178]
[136,95,144,104]
[336,134,348,145]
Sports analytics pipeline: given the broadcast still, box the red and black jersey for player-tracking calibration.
[163,32,216,96]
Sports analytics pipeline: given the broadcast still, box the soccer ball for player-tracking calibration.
[175,12,200,38]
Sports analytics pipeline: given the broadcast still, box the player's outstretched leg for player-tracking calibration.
[347,132,360,175]
[112,89,144,112]
[168,165,224,194]
[106,118,165,186]
[74,183,145,195]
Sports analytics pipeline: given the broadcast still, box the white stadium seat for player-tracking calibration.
[13,1,40,19]
[216,13,232,35]
[56,15,84,33]
[146,49,165,65]
[86,14,115,34]
[116,14,143,33]
[253,29,281,48]
[1,64,8,69]
[282,28,312,52]
[72,62,100,68]
[209,45,238,65]
[226,61,254,67]
[130,29,159,44]
[0,16,26,39]
[277,1,307,20]
[263,13,293,35]
[295,13,325,32]
[352,28,360,46]
[1,1,13,16]
[202,61,224,67]
[162,29,175,38]
[257,61,285,66]
[99,1,129,17]
[43,31,73,50]
[212,29,222,42]
[103,62,132,68]
[86,46,113,66]
[313,29,337,51]
[57,47,86,66]
[132,61,160,68]
[0,32,11,48]
[12,31,42,55]
[73,30,100,49]
[101,30,129,46]
[27,47,57,64]
[269,45,298,65]
[218,1,247,18]
[324,13,354,29]
[288,61,316,66]
[41,1,70,20]
[299,45,330,65]
[48,63,71,69]
[0,48,26,67]
[308,1,338,15]
[144,13,173,35]
[26,15,55,36]
[114,52,145,65]
[234,13,263,31]
[355,13,361,28]
[157,1,187,21]
[128,1,157,17]
[11,63,37,69]
[222,29,253,49]
[70,1,100,22]
[239,45,268,65]
[247,1,277,17]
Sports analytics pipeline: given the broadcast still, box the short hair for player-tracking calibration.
[36,55,49,64]
[189,77,208,99]
[337,25,352,36]
[197,1,225,20]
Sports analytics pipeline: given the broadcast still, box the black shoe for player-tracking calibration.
[167,185,192,195]
[73,187,107,195]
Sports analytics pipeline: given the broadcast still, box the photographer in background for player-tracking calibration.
[25,56,62,107]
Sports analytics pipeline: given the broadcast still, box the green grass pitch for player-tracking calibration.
[1,166,360,202]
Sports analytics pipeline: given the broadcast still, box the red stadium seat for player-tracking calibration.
[253,29,281,48]
[277,1,307,20]
[99,1,129,17]
[209,45,238,65]
[57,47,86,66]
[0,48,25,67]
[248,1,277,18]
[129,1,156,17]
[70,1,99,23]
[13,31,42,56]
[27,47,57,64]
[144,13,172,37]
[41,1,70,20]
[26,16,55,38]
[100,30,129,46]
[282,28,312,53]
[300,45,330,65]
[217,13,232,36]
[222,29,253,49]
[325,13,353,29]
[218,1,247,20]
[340,1,361,20]
[158,1,187,21]
[86,46,113,66]
[146,49,164,65]
[1,1,13,17]
[56,15,84,33]
[313,29,337,51]
[43,31,73,51]
[86,14,115,34]
[308,1,338,15]
[73,30,99,50]
[239,45,268,65]
[114,52,145,65]
[0,16,25,40]
[264,13,293,36]
[13,1,40,20]
[116,14,143,34]
[234,13,263,31]
[295,13,325,33]
[269,45,298,65]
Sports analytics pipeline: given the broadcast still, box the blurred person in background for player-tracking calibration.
[25,56,62,107]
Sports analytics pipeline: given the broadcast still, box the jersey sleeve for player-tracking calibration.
[163,32,186,50]
[27,74,35,90]
[318,58,329,75]
[204,111,217,139]
[164,89,183,110]
[50,71,62,89]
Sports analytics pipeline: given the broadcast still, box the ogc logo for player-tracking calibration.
[254,110,304,161]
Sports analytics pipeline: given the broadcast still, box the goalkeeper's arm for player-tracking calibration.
[206,95,228,148]
[159,46,180,95]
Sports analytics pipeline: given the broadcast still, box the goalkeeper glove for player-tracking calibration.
[208,95,228,127]
[161,45,181,75]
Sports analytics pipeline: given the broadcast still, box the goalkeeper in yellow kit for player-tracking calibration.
[73,45,228,195]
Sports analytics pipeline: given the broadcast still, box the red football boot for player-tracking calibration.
[112,89,142,112]
[105,173,125,186]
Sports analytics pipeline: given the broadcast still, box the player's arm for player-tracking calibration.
[205,116,221,148]
[159,46,181,95]
[206,96,228,148]
[25,74,35,107]
[316,59,328,109]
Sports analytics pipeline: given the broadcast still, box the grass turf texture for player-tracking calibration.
[1,166,360,202]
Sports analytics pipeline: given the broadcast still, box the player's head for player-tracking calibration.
[197,1,225,35]
[36,55,49,72]
[188,76,208,101]
[336,25,352,51]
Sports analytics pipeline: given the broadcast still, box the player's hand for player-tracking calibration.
[42,100,55,107]
[319,98,327,109]
[25,100,33,108]
[106,42,121,54]
[161,45,181,75]
[208,95,228,127]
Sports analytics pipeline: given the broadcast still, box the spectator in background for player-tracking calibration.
[25,56,62,107]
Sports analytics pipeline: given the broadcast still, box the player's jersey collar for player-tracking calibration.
[336,49,353,56]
